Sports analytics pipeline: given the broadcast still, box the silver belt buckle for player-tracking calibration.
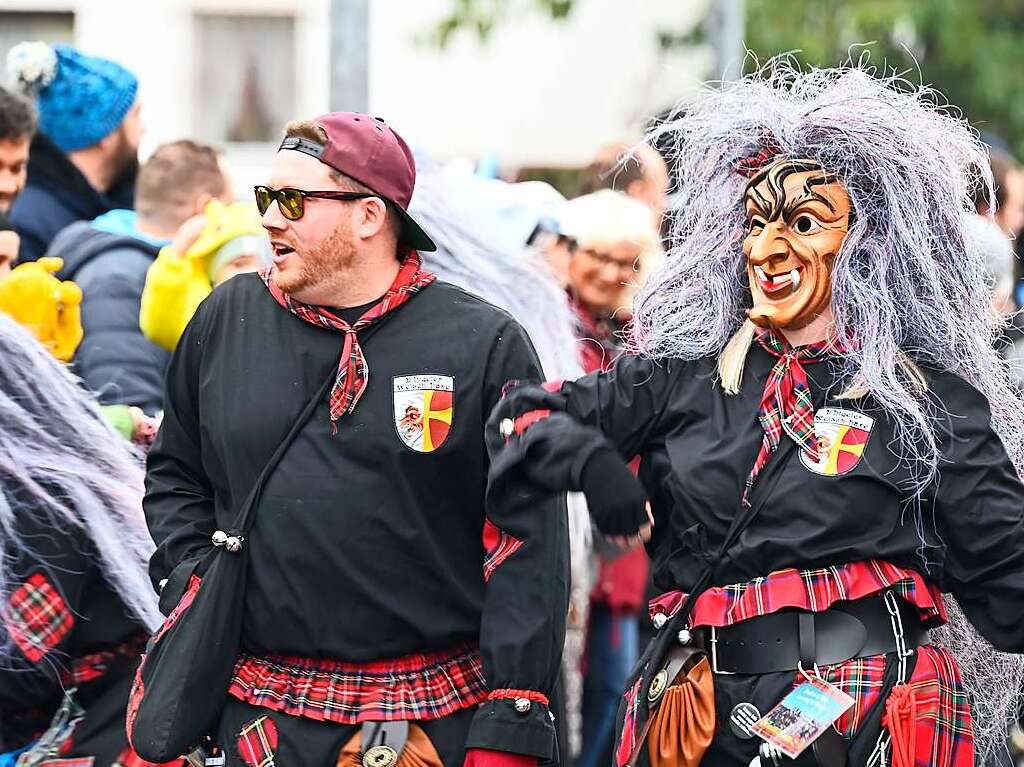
[709,625,735,675]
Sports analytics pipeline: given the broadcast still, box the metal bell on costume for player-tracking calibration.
[224,536,243,553]
[211,530,228,547]
[513,697,532,714]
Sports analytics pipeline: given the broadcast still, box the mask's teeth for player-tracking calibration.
[790,268,800,292]
[754,265,768,282]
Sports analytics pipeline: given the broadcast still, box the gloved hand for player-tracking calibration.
[0,257,83,361]
[497,409,651,537]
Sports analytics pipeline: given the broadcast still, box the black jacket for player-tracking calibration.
[0,507,148,764]
[144,273,568,758]
[50,220,170,414]
[494,346,1024,653]
[8,133,135,264]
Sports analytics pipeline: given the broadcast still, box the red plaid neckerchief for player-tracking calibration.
[260,254,436,433]
[742,328,834,505]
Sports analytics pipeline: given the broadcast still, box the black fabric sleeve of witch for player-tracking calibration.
[931,372,1024,652]
[0,512,90,714]
[559,355,683,459]
[467,320,567,759]
[143,304,216,598]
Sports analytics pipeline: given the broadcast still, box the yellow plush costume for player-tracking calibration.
[0,257,83,361]
[140,200,268,351]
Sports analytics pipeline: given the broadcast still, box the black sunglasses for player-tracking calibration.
[254,185,377,221]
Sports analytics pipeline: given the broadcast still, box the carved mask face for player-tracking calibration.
[742,158,852,330]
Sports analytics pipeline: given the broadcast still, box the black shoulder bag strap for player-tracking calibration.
[632,435,801,726]
[225,365,337,543]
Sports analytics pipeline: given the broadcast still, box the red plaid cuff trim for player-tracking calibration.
[482,520,524,582]
[487,689,549,706]
[5,572,74,662]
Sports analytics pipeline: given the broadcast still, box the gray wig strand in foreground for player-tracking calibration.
[0,313,161,659]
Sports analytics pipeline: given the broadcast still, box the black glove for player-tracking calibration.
[488,407,649,537]
[578,446,649,536]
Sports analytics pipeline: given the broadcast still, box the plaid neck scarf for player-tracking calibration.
[742,328,835,506]
[261,253,436,433]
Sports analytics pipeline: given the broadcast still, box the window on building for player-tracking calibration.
[193,13,295,144]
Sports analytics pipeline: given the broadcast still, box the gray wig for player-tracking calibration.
[410,169,582,381]
[639,59,1024,762]
[0,313,161,657]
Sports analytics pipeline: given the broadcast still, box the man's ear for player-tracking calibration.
[357,197,390,240]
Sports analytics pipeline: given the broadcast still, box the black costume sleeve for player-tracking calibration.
[143,307,216,596]
[466,321,569,760]
[485,356,680,535]
[932,373,1024,652]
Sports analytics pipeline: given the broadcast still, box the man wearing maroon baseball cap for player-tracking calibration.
[144,112,567,767]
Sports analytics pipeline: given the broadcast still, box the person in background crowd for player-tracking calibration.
[0,313,168,767]
[0,85,35,217]
[580,141,669,228]
[556,188,661,767]
[0,213,19,278]
[140,199,272,352]
[48,140,230,415]
[6,41,142,263]
[410,165,590,758]
[142,113,567,767]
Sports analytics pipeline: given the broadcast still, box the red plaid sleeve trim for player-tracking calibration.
[4,572,74,662]
[648,559,947,629]
[816,645,972,767]
[482,519,524,582]
[227,642,488,724]
[61,633,148,687]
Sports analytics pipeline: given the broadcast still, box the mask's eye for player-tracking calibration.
[792,214,821,234]
[747,216,766,235]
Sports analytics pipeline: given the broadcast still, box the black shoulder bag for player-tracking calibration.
[127,369,334,762]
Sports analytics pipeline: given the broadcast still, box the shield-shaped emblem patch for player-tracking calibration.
[799,407,874,476]
[393,375,454,453]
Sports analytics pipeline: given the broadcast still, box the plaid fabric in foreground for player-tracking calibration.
[228,642,488,723]
[4,571,74,661]
[649,559,948,629]
[816,644,973,767]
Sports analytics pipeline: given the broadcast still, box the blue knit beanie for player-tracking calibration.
[6,42,137,153]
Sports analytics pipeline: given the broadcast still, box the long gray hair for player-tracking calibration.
[639,59,1024,762]
[411,168,582,381]
[0,313,161,656]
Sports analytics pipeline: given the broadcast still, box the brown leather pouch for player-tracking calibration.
[627,646,716,767]
[338,723,443,767]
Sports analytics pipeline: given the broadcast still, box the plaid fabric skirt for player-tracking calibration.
[227,642,488,724]
[617,561,972,766]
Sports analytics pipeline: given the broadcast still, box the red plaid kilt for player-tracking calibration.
[618,561,972,767]
[227,642,488,724]
[4,572,74,661]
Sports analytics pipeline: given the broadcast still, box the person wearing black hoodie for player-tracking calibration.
[50,140,230,414]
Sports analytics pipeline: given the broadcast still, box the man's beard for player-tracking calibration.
[273,220,357,299]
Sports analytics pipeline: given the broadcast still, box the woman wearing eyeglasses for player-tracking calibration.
[555,189,662,767]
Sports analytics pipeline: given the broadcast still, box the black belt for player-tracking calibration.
[697,595,928,675]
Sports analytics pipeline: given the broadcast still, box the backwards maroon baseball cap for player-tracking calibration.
[278,112,436,252]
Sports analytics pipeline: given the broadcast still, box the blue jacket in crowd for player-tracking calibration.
[51,210,170,414]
